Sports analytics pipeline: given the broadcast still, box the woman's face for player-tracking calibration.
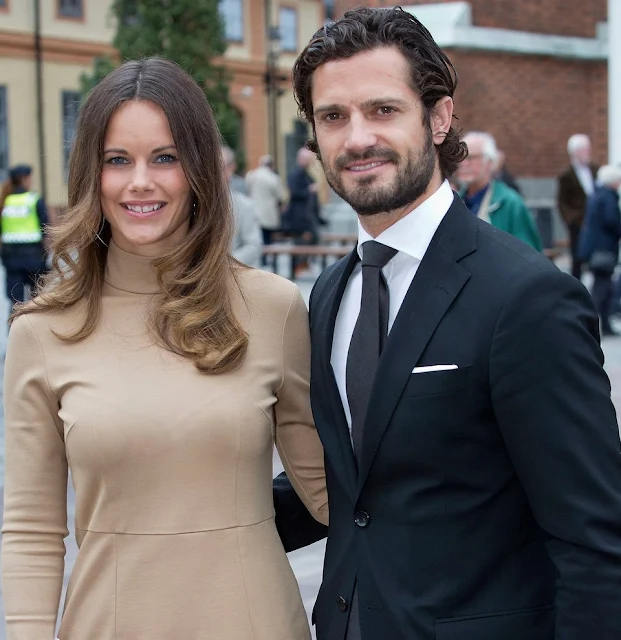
[101,100,192,257]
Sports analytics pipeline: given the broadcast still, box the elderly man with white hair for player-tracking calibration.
[577,164,621,336]
[456,132,542,250]
[558,134,599,279]
[245,154,285,249]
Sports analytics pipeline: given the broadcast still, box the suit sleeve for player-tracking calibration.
[2,315,68,639]
[274,287,329,528]
[490,269,621,637]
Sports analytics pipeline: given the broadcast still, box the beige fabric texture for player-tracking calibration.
[1,242,328,640]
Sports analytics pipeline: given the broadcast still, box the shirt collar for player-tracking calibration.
[356,180,454,261]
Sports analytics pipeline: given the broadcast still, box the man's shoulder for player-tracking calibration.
[473,217,556,277]
[558,165,576,181]
[231,190,253,211]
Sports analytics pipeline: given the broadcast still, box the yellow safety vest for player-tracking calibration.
[1,191,43,243]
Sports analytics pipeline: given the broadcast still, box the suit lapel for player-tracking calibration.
[312,250,359,491]
[356,197,477,492]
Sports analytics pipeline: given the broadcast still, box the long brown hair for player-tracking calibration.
[292,7,468,178]
[13,57,248,374]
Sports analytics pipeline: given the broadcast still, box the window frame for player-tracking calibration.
[57,0,84,21]
[218,0,244,44]
[61,90,82,181]
[278,6,299,53]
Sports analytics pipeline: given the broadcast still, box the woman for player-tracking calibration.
[578,164,621,336]
[1,58,327,639]
[0,164,49,312]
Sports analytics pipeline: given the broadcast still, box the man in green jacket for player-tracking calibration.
[456,132,542,251]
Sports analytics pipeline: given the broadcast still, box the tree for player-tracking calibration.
[81,0,241,157]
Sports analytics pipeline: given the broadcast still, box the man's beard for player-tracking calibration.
[320,128,436,216]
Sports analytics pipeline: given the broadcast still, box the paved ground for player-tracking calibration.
[1,256,621,639]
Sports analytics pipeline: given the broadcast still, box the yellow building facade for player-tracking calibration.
[0,0,324,208]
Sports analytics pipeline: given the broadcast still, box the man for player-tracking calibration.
[282,147,323,276]
[456,132,541,250]
[245,154,284,246]
[494,149,522,194]
[221,146,262,266]
[558,133,599,279]
[274,7,621,640]
[221,145,248,195]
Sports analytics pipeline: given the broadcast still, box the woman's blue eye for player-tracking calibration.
[156,154,177,163]
[106,156,128,165]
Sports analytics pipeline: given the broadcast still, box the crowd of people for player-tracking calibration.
[2,6,621,640]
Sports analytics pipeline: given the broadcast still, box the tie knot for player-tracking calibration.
[361,241,397,268]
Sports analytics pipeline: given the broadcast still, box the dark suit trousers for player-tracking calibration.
[569,222,584,280]
[345,585,362,640]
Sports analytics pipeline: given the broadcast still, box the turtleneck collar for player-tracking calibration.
[104,241,161,295]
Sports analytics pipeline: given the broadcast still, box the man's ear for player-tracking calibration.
[431,97,454,146]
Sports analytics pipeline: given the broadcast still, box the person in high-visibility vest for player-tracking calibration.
[0,164,49,312]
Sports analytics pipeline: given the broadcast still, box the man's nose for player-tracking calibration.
[344,113,378,152]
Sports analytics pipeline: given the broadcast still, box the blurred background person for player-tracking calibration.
[578,164,621,337]
[282,147,323,278]
[457,132,542,250]
[558,134,599,280]
[494,149,522,194]
[246,154,284,249]
[221,144,248,195]
[0,164,49,313]
[222,146,262,267]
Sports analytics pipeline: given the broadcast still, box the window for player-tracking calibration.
[62,91,81,178]
[0,87,8,182]
[58,0,83,19]
[279,7,298,52]
[0,0,8,10]
[218,0,243,42]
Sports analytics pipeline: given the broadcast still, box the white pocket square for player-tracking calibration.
[412,364,458,373]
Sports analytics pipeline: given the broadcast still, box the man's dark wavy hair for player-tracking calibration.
[292,6,468,178]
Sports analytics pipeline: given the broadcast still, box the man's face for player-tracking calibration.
[311,47,439,217]
[455,137,494,191]
[573,141,592,165]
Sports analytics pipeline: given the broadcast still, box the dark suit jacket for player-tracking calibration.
[275,196,621,640]
[578,186,621,262]
[557,163,598,226]
[283,167,319,234]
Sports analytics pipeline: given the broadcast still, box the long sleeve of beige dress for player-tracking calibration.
[1,241,328,640]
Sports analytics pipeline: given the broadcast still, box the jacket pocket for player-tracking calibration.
[401,365,471,397]
[435,604,553,640]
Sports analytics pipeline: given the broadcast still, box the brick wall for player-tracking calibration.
[335,0,607,37]
[449,51,607,176]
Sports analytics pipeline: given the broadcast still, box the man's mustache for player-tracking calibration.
[335,148,400,171]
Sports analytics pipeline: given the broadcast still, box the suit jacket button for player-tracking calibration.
[354,511,370,527]
[337,595,348,612]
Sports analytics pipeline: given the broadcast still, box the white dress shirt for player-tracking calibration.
[572,161,594,196]
[330,180,455,432]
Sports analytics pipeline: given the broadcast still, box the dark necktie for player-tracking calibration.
[346,240,397,460]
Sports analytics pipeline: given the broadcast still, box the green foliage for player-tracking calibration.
[80,0,241,152]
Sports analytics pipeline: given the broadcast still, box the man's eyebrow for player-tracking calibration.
[314,104,346,118]
[360,97,409,110]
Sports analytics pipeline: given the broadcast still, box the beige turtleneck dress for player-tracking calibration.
[1,242,328,640]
